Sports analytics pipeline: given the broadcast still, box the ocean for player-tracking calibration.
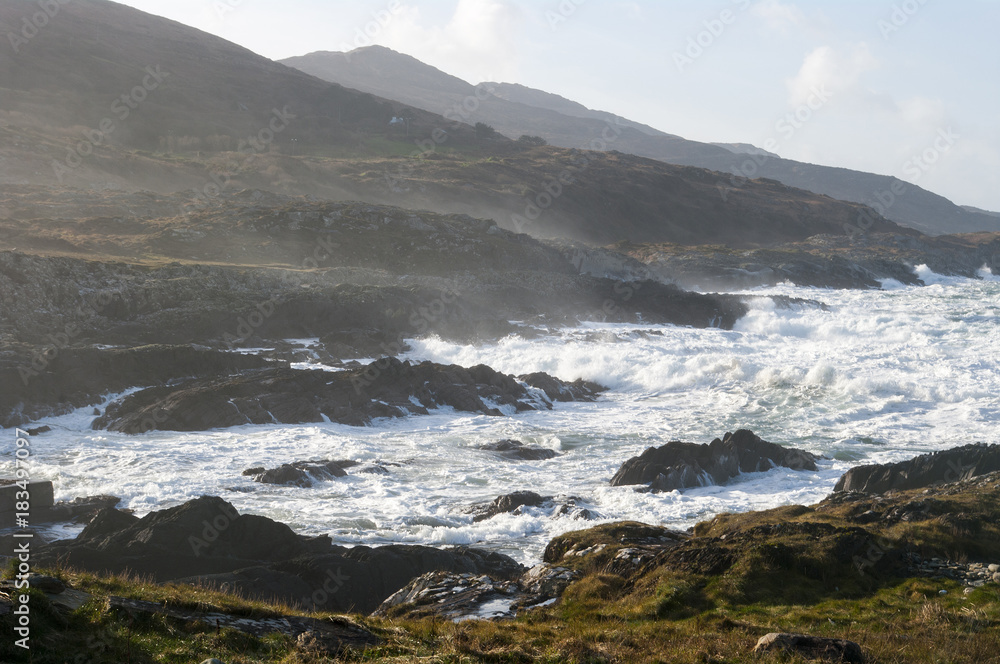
[22,267,1000,564]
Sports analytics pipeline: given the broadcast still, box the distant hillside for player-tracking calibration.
[0,1,481,165]
[483,81,673,138]
[331,146,912,246]
[712,143,779,158]
[283,46,1000,236]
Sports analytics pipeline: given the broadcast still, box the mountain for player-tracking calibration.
[0,0,483,189]
[483,81,673,138]
[282,46,1000,236]
[712,143,780,158]
[0,2,908,251]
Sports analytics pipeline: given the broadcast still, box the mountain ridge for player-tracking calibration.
[281,45,1000,236]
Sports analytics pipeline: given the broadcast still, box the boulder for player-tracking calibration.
[244,460,352,488]
[373,570,519,620]
[518,372,605,403]
[34,496,524,614]
[478,439,558,461]
[469,492,596,522]
[373,564,582,620]
[834,443,1000,493]
[610,430,818,492]
[753,632,865,663]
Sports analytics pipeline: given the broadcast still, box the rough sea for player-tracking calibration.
[20,266,1000,564]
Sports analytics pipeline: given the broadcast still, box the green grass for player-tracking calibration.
[5,478,1000,662]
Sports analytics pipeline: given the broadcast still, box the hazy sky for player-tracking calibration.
[118,0,1000,211]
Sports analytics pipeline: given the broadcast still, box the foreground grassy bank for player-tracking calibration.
[4,472,1000,663]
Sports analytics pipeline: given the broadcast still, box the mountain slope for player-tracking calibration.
[282,46,1000,236]
[0,1,480,162]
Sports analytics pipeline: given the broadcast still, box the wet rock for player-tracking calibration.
[469,492,596,522]
[0,344,274,429]
[478,439,558,461]
[753,633,865,664]
[245,460,352,488]
[26,425,51,436]
[610,429,818,492]
[518,372,606,403]
[834,443,1000,493]
[93,359,601,433]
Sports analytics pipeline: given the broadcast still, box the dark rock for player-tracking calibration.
[93,359,600,433]
[79,506,140,540]
[247,460,350,488]
[469,492,597,522]
[518,372,606,403]
[24,573,65,594]
[610,429,818,492]
[26,425,51,435]
[34,496,524,614]
[753,632,865,664]
[1,344,275,428]
[834,443,1000,493]
[479,439,558,461]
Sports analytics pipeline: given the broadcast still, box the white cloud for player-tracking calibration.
[786,43,878,107]
[379,0,523,83]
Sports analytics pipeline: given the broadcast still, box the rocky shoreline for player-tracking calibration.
[3,439,1000,662]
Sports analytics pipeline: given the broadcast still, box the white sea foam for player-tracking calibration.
[7,276,1000,563]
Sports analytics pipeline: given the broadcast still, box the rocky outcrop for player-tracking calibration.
[0,344,274,428]
[92,359,605,433]
[834,444,1000,494]
[610,429,818,492]
[34,496,524,613]
[468,492,596,522]
[242,460,357,487]
[478,439,558,461]
[373,564,581,620]
[517,372,607,403]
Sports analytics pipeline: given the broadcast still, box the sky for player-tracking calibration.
[117,0,1000,211]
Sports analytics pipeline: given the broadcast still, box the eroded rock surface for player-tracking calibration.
[610,429,818,492]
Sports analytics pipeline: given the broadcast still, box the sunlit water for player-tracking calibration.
[9,267,1000,563]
